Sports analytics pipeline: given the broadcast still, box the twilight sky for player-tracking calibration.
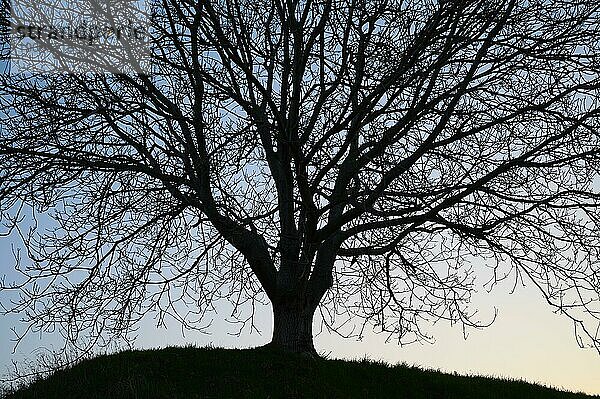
[1,231,599,395]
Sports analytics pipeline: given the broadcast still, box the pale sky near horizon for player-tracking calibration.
[1,233,599,396]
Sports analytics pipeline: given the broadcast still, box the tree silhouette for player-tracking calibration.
[1,0,600,355]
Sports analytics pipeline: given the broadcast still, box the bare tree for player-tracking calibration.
[1,0,600,356]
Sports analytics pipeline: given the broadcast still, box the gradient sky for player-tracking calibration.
[1,3,599,397]
[2,230,599,396]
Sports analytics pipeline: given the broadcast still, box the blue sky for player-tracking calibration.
[1,1,599,395]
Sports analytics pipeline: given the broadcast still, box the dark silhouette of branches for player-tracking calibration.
[1,0,599,356]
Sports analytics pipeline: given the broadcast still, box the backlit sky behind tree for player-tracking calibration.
[1,236,599,395]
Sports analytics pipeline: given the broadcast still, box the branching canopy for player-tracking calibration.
[1,0,600,354]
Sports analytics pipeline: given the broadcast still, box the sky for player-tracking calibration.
[1,234,599,396]
[1,2,599,397]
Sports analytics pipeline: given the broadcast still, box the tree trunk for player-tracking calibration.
[270,300,317,354]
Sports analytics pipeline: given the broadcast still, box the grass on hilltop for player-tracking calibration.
[3,345,598,399]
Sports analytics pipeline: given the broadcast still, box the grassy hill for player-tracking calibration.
[4,346,598,399]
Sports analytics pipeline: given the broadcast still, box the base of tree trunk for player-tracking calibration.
[269,301,318,356]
